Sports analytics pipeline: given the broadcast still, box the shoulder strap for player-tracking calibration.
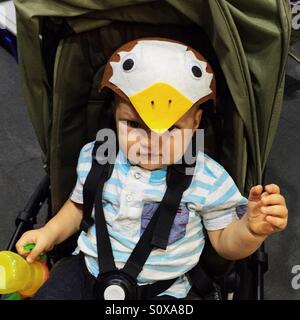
[94,161,117,272]
[151,164,194,249]
[80,141,102,232]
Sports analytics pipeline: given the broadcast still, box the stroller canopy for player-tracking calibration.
[13,0,291,212]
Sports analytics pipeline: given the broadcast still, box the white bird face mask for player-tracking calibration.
[100,38,216,134]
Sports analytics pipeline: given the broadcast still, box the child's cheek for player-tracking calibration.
[117,122,146,163]
[162,130,193,164]
[117,121,128,152]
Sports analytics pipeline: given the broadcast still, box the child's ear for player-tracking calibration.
[193,108,204,132]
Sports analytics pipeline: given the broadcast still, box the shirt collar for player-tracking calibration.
[116,149,167,184]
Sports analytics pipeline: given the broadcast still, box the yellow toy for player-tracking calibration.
[0,245,49,298]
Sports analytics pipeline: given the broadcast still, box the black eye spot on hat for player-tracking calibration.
[191,65,202,78]
[122,58,135,71]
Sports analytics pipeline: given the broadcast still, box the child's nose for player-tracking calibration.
[139,131,162,149]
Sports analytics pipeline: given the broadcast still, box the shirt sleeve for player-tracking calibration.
[201,168,248,231]
[69,141,95,204]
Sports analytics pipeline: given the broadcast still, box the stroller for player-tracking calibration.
[5,0,291,300]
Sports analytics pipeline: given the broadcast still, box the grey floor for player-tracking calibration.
[0,46,45,249]
[0,42,299,300]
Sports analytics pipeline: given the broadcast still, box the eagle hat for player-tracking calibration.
[99,37,216,134]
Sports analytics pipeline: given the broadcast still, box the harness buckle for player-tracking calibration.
[94,270,138,300]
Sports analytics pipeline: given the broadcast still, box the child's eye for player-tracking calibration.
[127,120,143,129]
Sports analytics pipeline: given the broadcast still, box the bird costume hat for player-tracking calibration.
[100,38,216,133]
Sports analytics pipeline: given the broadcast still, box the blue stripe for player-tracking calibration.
[183,194,206,204]
[85,257,99,277]
[102,191,120,203]
[149,168,167,184]
[107,226,137,249]
[82,142,95,153]
[106,177,123,189]
[213,171,229,188]
[78,170,89,180]
[190,179,213,191]
[203,163,218,179]
[205,209,235,221]
[78,157,92,165]
[79,146,93,161]
[103,203,118,215]
[114,163,130,176]
[79,152,92,161]
[80,233,97,253]
[116,150,131,175]
[205,185,238,210]
[143,189,164,197]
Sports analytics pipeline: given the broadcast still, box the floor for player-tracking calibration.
[0,45,44,250]
[0,40,299,300]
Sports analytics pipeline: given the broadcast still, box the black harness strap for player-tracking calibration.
[94,162,117,273]
[151,164,195,250]
[81,142,101,233]
[188,262,217,298]
[137,278,178,300]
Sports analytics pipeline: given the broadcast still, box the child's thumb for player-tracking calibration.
[26,244,44,263]
[248,185,263,202]
[16,236,34,256]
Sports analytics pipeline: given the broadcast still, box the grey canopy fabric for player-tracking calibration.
[13,0,291,212]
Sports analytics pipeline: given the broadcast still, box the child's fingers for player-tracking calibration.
[261,191,269,198]
[248,185,263,201]
[264,184,280,195]
[26,243,44,263]
[16,233,36,255]
[265,215,287,230]
[260,205,288,218]
[261,194,286,206]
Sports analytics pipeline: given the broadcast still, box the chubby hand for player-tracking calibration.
[16,227,55,263]
[246,184,288,236]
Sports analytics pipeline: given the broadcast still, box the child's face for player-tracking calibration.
[115,95,203,170]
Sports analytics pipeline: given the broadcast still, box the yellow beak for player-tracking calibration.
[129,83,193,134]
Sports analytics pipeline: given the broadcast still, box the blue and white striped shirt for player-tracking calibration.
[70,141,248,298]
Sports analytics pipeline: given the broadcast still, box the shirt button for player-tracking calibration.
[126,194,133,202]
[134,172,141,180]
[187,203,197,212]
